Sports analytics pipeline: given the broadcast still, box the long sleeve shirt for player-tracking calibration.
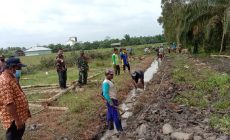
[56,54,66,72]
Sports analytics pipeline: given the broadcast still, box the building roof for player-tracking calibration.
[68,37,77,42]
[111,42,121,46]
[25,47,51,52]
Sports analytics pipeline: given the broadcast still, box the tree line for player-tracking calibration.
[158,0,230,53]
[48,34,165,53]
[0,34,165,57]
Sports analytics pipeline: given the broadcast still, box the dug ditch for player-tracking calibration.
[100,59,159,140]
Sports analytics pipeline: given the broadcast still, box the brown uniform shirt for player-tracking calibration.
[0,71,30,129]
[56,54,66,72]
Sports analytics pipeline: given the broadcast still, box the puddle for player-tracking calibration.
[101,60,159,140]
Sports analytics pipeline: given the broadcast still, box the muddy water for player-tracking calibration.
[101,60,159,140]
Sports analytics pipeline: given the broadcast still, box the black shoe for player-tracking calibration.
[108,121,114,130]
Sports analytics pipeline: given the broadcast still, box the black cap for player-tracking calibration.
[6,57,26,67]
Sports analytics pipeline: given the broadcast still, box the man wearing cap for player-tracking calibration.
[56,49,67,89]
[0,55,5,74]
[0,57,31,140]
[131,70,144,89]
[77,50,89,85]
[102,69,123,132]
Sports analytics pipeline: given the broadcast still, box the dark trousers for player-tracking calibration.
[78,71,88,85]
[113,65,120,75]
[123,63,130,71]
[6,121,25,140]
[106,99,123,131]
[57,70,67,88]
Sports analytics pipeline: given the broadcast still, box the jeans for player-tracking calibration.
[106,99,123,131]
[57,70,67,88]
[6,121,25,140]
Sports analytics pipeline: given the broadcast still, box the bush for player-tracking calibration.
[40,57,56,70]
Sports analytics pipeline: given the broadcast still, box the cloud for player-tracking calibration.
[0,0,162,48]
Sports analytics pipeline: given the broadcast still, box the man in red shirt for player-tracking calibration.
[0,57,30,140]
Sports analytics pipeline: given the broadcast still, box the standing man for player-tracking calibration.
[0,57,31,140]
[102,69,123,132]
[0,55,5,74]
[56,48,67,89]
[112,48,120,75]
[77,50,89,85]
[159,45,164,61]
[120,48,130,73]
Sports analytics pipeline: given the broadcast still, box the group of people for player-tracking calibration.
[155,45,165,61]
[56,47,145,133]
[0,47,146,139]
[101,47,145,132]
[112,48,131,75]
[0,55,30,140]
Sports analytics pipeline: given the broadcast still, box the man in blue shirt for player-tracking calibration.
[120,48,130,73]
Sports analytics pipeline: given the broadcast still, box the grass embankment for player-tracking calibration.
[171,54,230,134]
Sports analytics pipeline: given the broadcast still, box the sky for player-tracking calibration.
[0,0,163,48]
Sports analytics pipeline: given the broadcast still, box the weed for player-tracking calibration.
[210,115,230,134]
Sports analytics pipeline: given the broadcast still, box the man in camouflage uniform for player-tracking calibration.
[77,50,89,85]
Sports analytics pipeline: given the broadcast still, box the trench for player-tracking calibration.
[101,60,159,140]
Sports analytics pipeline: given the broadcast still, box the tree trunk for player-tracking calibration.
[219,31,225,54]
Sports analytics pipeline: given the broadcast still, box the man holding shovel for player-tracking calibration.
[102,69,123,132]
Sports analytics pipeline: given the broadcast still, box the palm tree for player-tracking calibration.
[159,0,230,53]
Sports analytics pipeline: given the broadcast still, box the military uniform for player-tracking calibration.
[77,56,89,85]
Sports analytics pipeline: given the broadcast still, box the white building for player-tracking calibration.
[24,46,52,56]
[66,37,77,46]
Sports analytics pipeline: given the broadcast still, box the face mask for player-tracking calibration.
[15,70,22,79]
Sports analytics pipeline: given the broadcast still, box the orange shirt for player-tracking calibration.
[0,71,30,129]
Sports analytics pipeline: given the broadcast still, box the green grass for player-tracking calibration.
[210,115,230,134]
[19,44,154,86]
[0,43,155,139]
[19,58,113,86]
[57,90,99,113]
[171,54,230,134]
[19,44,157,65]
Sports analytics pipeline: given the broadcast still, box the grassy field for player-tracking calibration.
[0,44,157,139]
[19,44,158,86]
[20,44,156,65]
[172,54,230,134]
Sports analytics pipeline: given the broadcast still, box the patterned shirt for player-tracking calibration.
[56,54,67,72]
[0,71,30,129]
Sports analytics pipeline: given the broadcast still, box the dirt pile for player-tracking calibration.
[119,56,229,140]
